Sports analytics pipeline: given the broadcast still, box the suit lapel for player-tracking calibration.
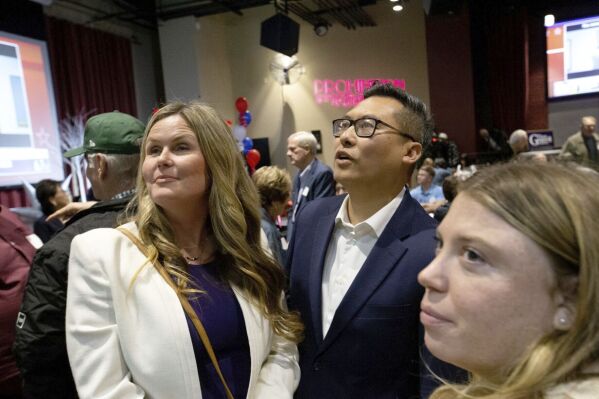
[308,198,340,345]
[292,173,301,205]
[318,193,420,354]
[301,160,319,200]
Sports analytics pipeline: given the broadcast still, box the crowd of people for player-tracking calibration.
[1,82,598,399]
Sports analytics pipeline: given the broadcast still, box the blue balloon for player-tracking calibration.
[243,110,252,126]
[242,136,253,153]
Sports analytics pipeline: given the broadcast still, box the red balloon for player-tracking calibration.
[245,148,261,171]
[235,97,249,113]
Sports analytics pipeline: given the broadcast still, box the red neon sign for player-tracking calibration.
[313,79,406,107]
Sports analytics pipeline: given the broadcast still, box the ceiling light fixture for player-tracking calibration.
[314,22,329,37]
[393,4,404,12]
[544,14,555,27]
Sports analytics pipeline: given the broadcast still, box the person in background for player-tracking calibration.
[45,200,98,223]
[559,116,599,164]
[33,179,71,243]
[14,111,144,399]
[531,152,548,162]
[432,158,452,187]
[434,132,460,168]
[413,157,434,185]
[508,129,529,159]
[252,166,291,266]
[286,131,335,243]
[433,175,458,223]
[420,161,599,398]
[422,157,434,167]
[410,165,445,213]
[66,101,303,399]
[287,83,464,399]
[0,206,37,399]
[335,181,346,196]
[478,127,511,162]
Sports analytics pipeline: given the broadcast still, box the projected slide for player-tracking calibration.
[0,31,62,187]
[546,15,599,98]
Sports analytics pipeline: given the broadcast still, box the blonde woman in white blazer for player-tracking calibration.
[66,102,303,399]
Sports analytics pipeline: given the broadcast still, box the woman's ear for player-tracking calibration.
[553,275,578,331]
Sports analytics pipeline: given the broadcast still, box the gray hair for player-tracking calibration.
[509,129,528,146]
[288,131,317,154]
[89,152,139,192]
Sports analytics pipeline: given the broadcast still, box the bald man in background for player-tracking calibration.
[559,116,599,164]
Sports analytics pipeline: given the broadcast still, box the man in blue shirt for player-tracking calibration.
[410,165,445,213]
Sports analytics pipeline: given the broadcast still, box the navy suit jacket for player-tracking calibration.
[287,158,335,243]
[287,191,464,399]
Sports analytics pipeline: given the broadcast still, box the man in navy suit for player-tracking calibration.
[286,131,335,243]
[287,83,463,398]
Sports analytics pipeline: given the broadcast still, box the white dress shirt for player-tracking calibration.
[321,189,405,337]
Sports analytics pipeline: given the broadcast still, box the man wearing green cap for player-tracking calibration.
[14,111,145,399]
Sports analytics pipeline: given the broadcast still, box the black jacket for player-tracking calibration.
[14,196,132,399]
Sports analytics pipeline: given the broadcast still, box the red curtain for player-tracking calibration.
[484,7,529,134]
[471,3,549,149]
[525,13,549,130]
[0,17,138,208]
[46,16,137,120]
[0,190,29,209]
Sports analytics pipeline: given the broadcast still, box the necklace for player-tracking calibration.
[180,234,210,263]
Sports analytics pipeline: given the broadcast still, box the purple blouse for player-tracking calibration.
[185,261,250,399]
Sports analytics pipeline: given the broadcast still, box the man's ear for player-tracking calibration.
[403,142,422,165]
[95,154,108,179]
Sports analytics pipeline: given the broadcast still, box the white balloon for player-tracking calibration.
[233,125,247,142]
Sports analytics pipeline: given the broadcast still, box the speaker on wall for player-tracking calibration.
[422,0,462,16]
[260,13,299,56]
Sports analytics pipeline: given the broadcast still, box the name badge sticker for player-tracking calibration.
[302,186,310,197]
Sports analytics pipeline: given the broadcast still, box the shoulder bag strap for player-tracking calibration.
[116,227,235,399]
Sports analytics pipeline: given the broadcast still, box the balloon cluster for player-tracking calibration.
[232,96,261,173]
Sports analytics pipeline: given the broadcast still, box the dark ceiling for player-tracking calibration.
[53,0,599,32]
[56,0,380,31]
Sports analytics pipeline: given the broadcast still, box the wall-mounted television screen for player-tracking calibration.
[546,15,599,99]
[0,31,62,188]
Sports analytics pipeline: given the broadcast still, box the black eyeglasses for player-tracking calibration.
[332,117,416,141]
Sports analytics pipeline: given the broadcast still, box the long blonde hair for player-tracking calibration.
[126,101,303,342]
[430,161,599,399]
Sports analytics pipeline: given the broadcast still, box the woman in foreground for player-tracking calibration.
[66,101,303,398]
[419,161,599,398]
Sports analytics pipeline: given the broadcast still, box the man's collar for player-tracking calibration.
[335,188,405,237]
[111,188,135,201]
[420,183,432,193]
[299,158,316,177]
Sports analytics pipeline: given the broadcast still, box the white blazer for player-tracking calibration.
[66,223,300,399]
